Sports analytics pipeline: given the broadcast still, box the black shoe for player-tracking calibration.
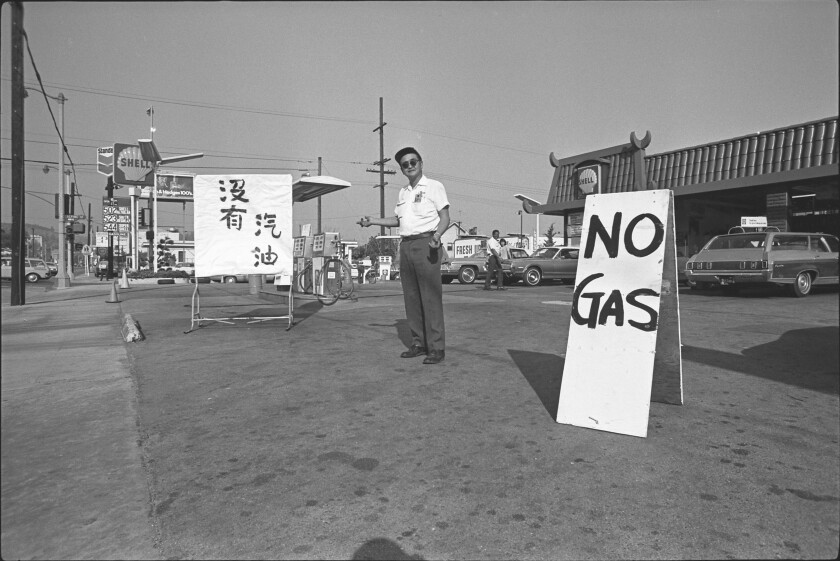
[400,345,427,358]
[423,350,445,364]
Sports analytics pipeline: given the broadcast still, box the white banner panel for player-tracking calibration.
[194,175,293,277]
[556,190,672,438]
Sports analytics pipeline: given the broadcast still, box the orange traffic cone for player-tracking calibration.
[106,280,120,303]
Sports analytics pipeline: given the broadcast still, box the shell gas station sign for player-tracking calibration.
[113,143,155,186]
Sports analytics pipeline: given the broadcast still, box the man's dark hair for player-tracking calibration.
[395,146,422,163]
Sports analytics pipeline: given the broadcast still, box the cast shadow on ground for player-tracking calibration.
[352,538,424,560]
[508,350,565,418]
[683,326,839,395]
[367,319,413,349]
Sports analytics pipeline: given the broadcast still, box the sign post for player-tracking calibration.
[556,190,682,438]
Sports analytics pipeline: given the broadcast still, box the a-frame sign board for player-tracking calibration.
[556,190,683,438]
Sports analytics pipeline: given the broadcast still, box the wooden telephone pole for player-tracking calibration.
[367,97,396,236]
[10,2,25,305]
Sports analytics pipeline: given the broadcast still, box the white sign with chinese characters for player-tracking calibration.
[193,174,293,278]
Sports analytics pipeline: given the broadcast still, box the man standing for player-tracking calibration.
[483,229,506,291]
[359,147,450,364]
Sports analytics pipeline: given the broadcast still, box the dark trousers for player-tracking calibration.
[399,237,445,352]
[484,255,503,288]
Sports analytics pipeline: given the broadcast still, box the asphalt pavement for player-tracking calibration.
[1,273,838,560]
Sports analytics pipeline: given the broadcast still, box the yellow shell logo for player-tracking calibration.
[578,167,598,195]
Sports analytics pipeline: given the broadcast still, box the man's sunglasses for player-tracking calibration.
[400,159,420,169]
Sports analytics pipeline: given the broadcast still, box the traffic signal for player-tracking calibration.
[54,194,74,218]
[140,208,151,227]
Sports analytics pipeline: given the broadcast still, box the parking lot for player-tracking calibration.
[2,278,838,559]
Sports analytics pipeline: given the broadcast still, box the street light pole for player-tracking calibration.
[54,92,70,288]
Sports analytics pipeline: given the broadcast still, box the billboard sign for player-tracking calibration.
[113,143,155,186]
[138,173,194,201]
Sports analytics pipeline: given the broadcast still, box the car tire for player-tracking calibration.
[524,267,542,287]
[224,276,237,283]
[790,271,812,297]
[25,272,39,283]
[458,267,477,284]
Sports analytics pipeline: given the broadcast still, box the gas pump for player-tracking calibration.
[312,232,340,296]
[293,235,313,292]
[378,255,392,281]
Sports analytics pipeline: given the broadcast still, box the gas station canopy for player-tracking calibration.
[292,176,351,203]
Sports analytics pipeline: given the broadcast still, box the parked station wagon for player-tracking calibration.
[0,257,52,283]
[686,229,839,297]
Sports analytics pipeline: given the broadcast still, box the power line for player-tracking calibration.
[3,78,549,158]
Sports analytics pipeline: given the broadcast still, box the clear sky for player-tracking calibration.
[2,1,838,245]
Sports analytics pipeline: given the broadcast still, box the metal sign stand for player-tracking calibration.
[184,281,295,334]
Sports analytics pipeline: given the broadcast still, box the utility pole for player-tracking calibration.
[367,97,396,237]
[53,92,70,288]
[10,1,25,305]
[317,156,322,233]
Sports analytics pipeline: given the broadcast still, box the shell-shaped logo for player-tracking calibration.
[116,145,154,182]
[578,168,598,195]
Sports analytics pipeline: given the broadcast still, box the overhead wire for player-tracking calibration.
[20,29,86,220]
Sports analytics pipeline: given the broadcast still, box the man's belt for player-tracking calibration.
[401,231,435,241]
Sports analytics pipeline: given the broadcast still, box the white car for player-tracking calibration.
[0,257,52,283]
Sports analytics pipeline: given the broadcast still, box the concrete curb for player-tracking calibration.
[120,313,145,342]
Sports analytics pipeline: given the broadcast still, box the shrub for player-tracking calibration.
[128,269,189,279]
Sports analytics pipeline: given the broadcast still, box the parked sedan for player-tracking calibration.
[441,248,527,284]
[508,246,580,286]
[45,261,58,276]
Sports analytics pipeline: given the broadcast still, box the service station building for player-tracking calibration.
[524,116,838,255]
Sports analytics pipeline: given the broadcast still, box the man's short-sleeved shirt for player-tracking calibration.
[395,175,450,237]
[487,237,502,259]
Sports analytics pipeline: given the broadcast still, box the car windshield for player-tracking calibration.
[704,234,766,250]
[533,247,559,258]
[509,249,528,258]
